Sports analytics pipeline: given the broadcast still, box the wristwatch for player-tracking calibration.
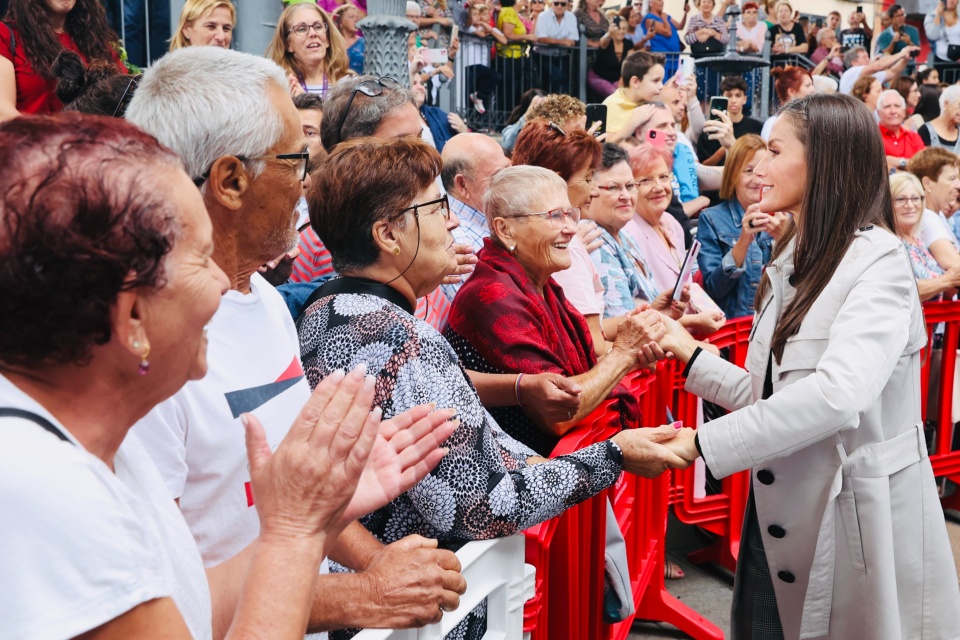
[899,158,907,170]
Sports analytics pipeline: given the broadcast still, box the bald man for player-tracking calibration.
[439,133,511,300]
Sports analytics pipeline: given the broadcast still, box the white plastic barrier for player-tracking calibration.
[354,535,535,640]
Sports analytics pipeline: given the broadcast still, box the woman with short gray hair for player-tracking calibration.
[920,83,960,151]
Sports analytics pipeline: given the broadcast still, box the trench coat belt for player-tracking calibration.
[798,423,928,639]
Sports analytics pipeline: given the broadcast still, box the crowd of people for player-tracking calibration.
[4,1,960,639]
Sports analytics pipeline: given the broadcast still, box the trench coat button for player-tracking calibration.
[757,469,775,485]
[777,570,795,583]
[768,524,786,538]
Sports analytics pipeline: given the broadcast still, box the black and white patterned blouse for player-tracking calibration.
[298,291,624,545]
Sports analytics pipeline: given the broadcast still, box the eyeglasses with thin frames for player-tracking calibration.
[597,182,639,193]
[893,195,923,207]
[399,195,451,221]
[288,21,327,37]
[192,148,310,187]
[500,207,581,227]
[335,76,403,145]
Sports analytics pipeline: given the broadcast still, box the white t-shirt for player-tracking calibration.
[920,208,960,250]
[0,375,211,640]
[839,64,885,95]
[133,274,326,570]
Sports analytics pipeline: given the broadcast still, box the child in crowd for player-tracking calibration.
[463,3,505,114]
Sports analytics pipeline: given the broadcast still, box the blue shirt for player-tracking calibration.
[672,143,699,202]
[644,13,681,53]
[589,225,661,319]
[443,196,488,301]
[696,198,773,319]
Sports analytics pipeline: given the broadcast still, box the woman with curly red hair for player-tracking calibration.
[0,0,127,120]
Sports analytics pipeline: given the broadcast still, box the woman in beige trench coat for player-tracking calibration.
[659,93,960,639]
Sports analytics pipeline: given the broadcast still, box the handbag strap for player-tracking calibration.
[0,407,73,445]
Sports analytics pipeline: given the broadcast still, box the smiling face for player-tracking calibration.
[286,5,329,68]
[926,163,960,214]
[505,187,577,284]
[892,181,925,237]
[591,161,638,234]
[566,161,600,211]
[734,149,763,208]
[659,83,686,124]
[754,115,806,215]
[640,108,677,152]
[633,157,672,224]
[183,5,234,47]
[139,167,229,387]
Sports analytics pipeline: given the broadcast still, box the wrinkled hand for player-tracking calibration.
[245,365,380,541]
[258,248,301,286]
[613,308,667,365]
[611,425,691,477]
[361,535,467,627]
[442,243,478,285]
[448,112,469,133]
[576,219,604,253]
[346,403,459,523]
[705,108,736,149]
[520,372,583,425]
[661,426,699,462]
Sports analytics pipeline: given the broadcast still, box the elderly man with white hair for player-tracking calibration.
[877,88,926,172]
[810,27,844,76]
[920,84,960,152]
[838,44,916,94]
[126,46,467,639]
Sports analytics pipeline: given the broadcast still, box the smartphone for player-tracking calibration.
[856,5,863,13]
[585,103,607,137]
[680,56,696,77]
[626,0,633,6]
[910,48,921,58]
[614,16,622,27]
[815,18,823,28]
[709,96,729,115]
[451,24,459,44]
[646,128,667,149]
[672,240,701,302]
[422,48,449,65]
[899,26,905,35]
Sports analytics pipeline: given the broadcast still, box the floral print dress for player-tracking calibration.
[297,286,624,639]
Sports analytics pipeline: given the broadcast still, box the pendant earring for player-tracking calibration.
[138,343,151,376]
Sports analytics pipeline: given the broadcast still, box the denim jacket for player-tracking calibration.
[696,198,773,319]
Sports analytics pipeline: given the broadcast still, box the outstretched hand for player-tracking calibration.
[612,425,693,477]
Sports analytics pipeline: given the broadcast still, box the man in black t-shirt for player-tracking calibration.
[697,76,764,166]
[839,8,873,53]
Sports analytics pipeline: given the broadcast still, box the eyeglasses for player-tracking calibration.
[192,148,310,186]
[554,1,567,5]
[597,181,639,193]
[532,0,545,4]
[288,21,327,37]
[893,195,923,207]
[335,76,403,145]
[500,207,581,227]
[399,194,451,221]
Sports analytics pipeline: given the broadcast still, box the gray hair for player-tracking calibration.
[843,46,866,68]
[876,88,906,112]
[125,47,286,182]
[940,84,960,113]
[406,1,421,14]
[816,28,834,45]
[320,75,417,151]
[483,165,568,240]
[441,154,469,192]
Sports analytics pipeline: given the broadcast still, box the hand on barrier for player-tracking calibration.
[521,372,583,425]
[576,219,604,254]
[661,426,700,463]
[359,534,467,628]
[442,243,478,284]
[612,424,693,477]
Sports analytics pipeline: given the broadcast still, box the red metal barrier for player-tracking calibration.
[523,371,723,640]
[919,300,960,510]
[666,316,753,574]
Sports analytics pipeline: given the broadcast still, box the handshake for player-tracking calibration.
[611,422,701,478]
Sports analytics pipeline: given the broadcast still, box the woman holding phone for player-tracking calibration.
[657,93,960,638]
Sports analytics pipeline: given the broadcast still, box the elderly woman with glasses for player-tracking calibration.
[266,2,352,98]
[445,162,670,456]
[299,135,692,638]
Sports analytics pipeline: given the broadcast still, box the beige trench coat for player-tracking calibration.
[686,227,960,639]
